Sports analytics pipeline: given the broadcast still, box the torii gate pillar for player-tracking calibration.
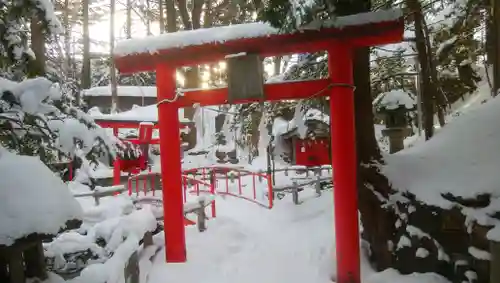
[156,65,186,262]
[328,44,360,283]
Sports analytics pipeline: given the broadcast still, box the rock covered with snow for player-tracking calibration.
[382,95,500,207]
[382,95,500,241]
[0,149,82,246]
[373,89,416,112]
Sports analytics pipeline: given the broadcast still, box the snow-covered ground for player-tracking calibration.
[47,181,450,283]
[145,190,448,283]
[382,90,500,241]
[381,75,495,208]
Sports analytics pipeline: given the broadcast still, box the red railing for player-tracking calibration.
[127,166,156,196]
[183,166,273,209]
[126,166,273,210]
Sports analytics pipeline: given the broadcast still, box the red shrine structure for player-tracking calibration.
[113,10,404,283]
[277,109,332,167]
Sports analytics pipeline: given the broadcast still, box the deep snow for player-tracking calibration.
[58,183,451,283]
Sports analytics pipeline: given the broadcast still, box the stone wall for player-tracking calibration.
[363,181,494,283]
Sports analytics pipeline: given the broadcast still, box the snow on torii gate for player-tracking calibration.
[113,9,403,283]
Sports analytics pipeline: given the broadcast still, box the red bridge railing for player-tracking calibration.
[126,166,274,210]
[183,166,273,209]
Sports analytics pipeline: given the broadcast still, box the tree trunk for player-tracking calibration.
[146,0,152,35]
[354,46,396,271]
[407,0,435,139]
[28,16,46,77]
[159,0,165,33]
[274,56,282,75]
[422,19,447,127]
[177,0,204,149]
[485,0,494,65]
[492,0,500,96]
[63,0,71,75]
[110,0,119,112]
[126,0,132,38]
[81,0,91,92]
[165,0,177,33]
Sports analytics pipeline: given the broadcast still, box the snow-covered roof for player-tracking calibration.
[115,22,275,57]
[114,9,402,57]
[273,108,330,137]
[0,150,82,246]
[89,104,190,123]
[373,89,416,111]
[382,95,500,209]
[82,85,157,97]
[302,108,329,124]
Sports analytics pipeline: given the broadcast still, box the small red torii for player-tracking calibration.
[113,9,404,283]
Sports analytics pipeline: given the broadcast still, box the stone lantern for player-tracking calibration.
[373,89,416,153]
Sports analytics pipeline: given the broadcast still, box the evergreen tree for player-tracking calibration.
[0,0,63,78]
[0,0,134,181]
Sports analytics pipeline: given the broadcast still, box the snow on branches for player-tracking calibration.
[0,76,138,183]
[0,0,62,74]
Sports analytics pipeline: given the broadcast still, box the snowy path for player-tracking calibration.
[145,189,452,283]
[147,191,335,283]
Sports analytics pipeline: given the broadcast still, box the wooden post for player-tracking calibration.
[490,240,500,283]
[237,172,242,195]
[197,200,207,232]
[24,241,47,279]
[143,232,154,247]
[94,192,100,206]
[9,251,24,283]
[155,173,162,191]
[315,176,322,196]
[209,171,216,218]
[0,256,7,282]
[292,181,299,205]
[125,251,139,283]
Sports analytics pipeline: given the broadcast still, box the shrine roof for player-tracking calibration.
[114,9,404,74]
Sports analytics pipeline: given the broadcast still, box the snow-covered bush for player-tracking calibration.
[0,77,143,179]
[0,77,123,174]
[0,0,63,77]
[0,76,149,279]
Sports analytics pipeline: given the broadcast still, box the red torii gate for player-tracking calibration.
[113,10,404,283]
